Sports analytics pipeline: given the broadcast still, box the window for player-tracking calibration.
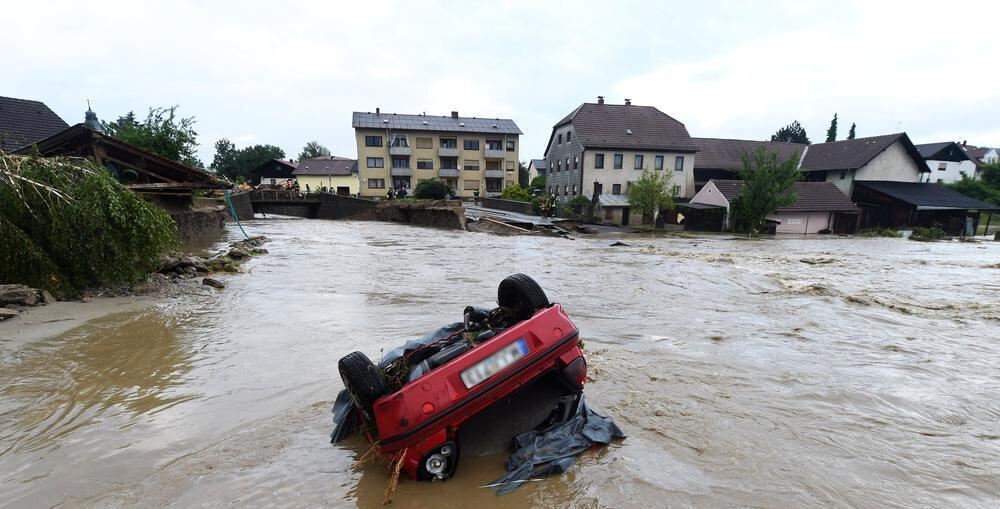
[634,155,644,169]
[390,134,408,147]
[506,140,515,152]
[675,156,684,171]
[613,153,623,169]
[566,131,572,142]
[565,158,570,171]
[595,153,605,169]
[440,138,457,149]
[839,170,847,180]
[655,155,664,170]
[392,176,411,189]
[464,160,480,170]
[366,157,384,168]
[572,184,578,195]
[556,160,561,172]
[612,184,621,195]
[416,137,433,149]
[506,160,515,170]
[486,178,502,192]
[391,156,409,168]
[486,139,502,150]
[486,160,501,171]
[464,139,480,150]
[573,157,578,169]
[563,185,568,195]
[557,134,563,144]
[672,185,681,196]
[417,159,433,169]
[440,157,458,169]
[368,178,385,189]
[365,135,383,147]
[938,162,947,171]
[464,179,479,190]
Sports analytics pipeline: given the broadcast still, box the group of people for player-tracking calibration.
[385,187,409,200]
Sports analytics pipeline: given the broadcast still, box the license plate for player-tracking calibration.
[460,338,529,389]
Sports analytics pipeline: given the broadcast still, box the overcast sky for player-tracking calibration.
[5,0,999,165]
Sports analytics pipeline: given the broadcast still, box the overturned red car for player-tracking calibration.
[332,274,587,481]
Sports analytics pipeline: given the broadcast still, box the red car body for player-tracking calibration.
[366,304,586,481]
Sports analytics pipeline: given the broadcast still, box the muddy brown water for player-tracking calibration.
[2,219,1000,508]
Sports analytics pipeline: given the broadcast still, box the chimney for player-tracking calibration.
[597,96,605,104]
[376,107,380,115]
[451,111,459,118]
[624,98,632,106]
[962,140,967,146]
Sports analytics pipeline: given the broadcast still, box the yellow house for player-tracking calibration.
[292,156,359,195]
[352,109,522,199]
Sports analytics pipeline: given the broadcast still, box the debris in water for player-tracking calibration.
[609,241,630,247]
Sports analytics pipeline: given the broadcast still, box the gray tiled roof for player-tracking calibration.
[692,137,806,170]
[914,141,972,162]
[292,156,357,176]
[352,111,521,135]
[0,96,69,152]
[801,133,927,172]
[553,103,697,152]
[707,180,859,212]
[855,181,999,210]
[530,158,547,169]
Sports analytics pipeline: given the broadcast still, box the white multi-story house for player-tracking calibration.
[543,97,697,226]
[915,142,980,183]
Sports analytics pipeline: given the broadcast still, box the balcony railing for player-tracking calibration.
[438,147,459,157]
[389,145,411,156]
[484,148,505,159]
[438,168,460,178]
[484,169,505,178]
[389,167,413,176]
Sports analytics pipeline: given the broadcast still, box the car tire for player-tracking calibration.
[497,273,550,321]
[338,351,389,422]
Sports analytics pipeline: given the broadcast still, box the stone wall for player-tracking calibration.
[228,192,255,221]
[482,197,534,215]
[316,192,377,220]
[375,200,466,230]
[170,207,229,242]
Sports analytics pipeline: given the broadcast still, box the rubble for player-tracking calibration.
[0,308,19,321]
[202,277,226,289]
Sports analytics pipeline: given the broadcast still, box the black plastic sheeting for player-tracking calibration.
[488,395,625,494]
[330,320,625,495]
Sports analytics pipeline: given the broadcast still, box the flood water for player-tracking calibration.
[2,219,1000,508]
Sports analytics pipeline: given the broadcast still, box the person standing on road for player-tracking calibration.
[386,187,395,200]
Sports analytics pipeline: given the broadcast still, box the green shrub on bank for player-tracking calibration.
[857,227,902,238]
[0,153,178,296]
[500,183,532,202]
[413,179,454,200]
[909,226,948,242]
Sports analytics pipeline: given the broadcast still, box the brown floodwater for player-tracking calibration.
[2,219,1000,508]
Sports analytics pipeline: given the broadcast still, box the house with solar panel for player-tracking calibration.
[352,109,521,199]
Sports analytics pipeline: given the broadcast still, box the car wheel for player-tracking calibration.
[338,351,389,422]
[497,273,550,321]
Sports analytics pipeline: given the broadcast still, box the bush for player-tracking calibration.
[413,179,454,200]
[857,227,902,238]
[529,176,545,192]
[500,183,532,202]
[0,154,178,296]
[558,195,593,220]
[909,226,948,242]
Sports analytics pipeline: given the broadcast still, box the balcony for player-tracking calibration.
[389,145,411,156]
[438,147,459,157]
[438,168,460,178]
[484,170,505,179]
[390,167,413,177]
[484,148,505,159]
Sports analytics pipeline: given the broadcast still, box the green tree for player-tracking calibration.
[770,120,810,145]
[103,106,203,167]
[0,153,177,295]
[730,146,802,235]
[413,179,454,200]
[500,183,533,202]
[518,161,529,187]
[627,168,675,225]
[210,139,286,181]
[529,175,546,192]
[825,113,838,142]
[847,123,856,140]
[298,141,331,161]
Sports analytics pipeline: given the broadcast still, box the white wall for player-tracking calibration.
[854,141,923,183]
[922,159,978,184]
[689,181,730,208]
[984,149,999,164]
[582,149,696,199]
[767,211,833,234]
